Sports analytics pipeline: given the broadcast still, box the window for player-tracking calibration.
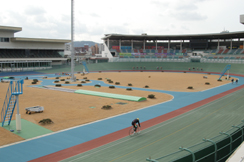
[0,37,10,42]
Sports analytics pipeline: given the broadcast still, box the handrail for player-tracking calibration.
[146,122,244,162]
[1,79,23,126]
[1,82,12,123]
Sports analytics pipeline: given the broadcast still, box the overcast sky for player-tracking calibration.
[1,0,244,43]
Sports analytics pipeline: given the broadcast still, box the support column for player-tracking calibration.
[16,96,21,132]
[180,40,182,52]
[168,40,170,52]
[217,39,220,50]
[155,40,157,51]
[119,39,121,50]
[131,40,133,52]
[230,39,232,51]
[143,40,145,50]
[107,38,110,49]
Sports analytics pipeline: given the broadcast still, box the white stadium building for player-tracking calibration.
[0,25,70,72]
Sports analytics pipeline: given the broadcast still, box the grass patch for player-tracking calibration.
[39,118,53,124]
[101,105,112,110]
[148,94,155,98]
[109,86,115,88]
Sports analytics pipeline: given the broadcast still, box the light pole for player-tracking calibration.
[71,0,75,81]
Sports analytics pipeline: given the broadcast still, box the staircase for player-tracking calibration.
[218,64,231,80]
[82,61,89,73]
[1,80,23,127]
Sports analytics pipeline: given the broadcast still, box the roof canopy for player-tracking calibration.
[102,31,244,41]
[0,26,22,33]
[11,37,70,43]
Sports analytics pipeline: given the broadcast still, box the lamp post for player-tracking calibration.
[71,0,75,81]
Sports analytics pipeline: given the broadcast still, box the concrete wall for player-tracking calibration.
[240,14,244,24]
[0,31,14,37]
[0,40,65,50]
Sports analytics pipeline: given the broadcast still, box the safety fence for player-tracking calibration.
[146,121,244,162]
[109,57,244,64]
[109,57,190,63]
[201,58,244,64]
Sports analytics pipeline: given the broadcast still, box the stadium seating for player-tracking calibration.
[217,49,224,54]
[121,49,127,53]
[0,49,62,58]
[210,49,217,54]
[235,49,243,54]
[228,49,237,54]
[182,49,187,53]
[222,49,229,54]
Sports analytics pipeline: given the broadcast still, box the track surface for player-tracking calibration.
[33,84,244,162]
[0,72,243,162]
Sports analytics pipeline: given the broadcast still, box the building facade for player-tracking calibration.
[0,25,70,72]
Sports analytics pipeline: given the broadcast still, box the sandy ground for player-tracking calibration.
[0,72,232,146]
[73,72,231,92]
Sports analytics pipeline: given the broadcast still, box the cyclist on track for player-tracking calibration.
[132,118,141,133]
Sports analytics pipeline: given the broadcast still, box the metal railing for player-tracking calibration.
[146,121,244,162]
[109,57,190,63]
[1,79,23,126]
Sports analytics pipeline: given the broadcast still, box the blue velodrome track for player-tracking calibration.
[0,72,243,162]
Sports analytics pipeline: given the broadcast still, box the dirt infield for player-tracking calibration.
[0,72,231,146]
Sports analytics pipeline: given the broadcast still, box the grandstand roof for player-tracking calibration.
[0,58,67,61]
[0,25,22,33]
[11,37,70,43]
[102,31,244,41]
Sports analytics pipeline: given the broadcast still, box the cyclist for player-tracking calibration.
[132,118,141,133]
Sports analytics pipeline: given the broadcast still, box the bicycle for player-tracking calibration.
[129,124,141,137]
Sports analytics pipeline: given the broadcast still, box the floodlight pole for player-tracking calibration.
[71,0,75,81]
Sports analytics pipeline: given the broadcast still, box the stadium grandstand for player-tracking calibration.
[0,25,70,72]
[100,31,244,64]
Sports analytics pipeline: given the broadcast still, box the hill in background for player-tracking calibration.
[72,41,100,47]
